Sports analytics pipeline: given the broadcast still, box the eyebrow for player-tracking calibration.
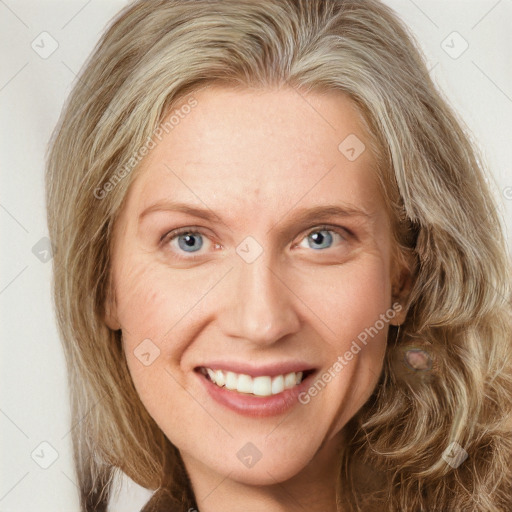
[138,200,373,233]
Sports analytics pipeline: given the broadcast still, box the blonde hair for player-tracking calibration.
[45,0,512,510]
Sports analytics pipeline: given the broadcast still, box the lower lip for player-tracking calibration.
[196,371,315,418]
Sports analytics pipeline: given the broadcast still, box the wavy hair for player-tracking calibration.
[45,0,512,510]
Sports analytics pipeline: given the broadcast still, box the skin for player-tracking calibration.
[106,85,411,511]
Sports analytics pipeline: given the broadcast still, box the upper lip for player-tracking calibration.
[195,360,317,378]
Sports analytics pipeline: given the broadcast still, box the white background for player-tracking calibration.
[1,1,511,510]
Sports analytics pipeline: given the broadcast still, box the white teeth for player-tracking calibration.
[214,370,225,386]
[284,372,297,389]
[253,376,272,396]
[225,371,238,390]
[202,367,306,396]
[237,374,253,394]
[271,375,284,395]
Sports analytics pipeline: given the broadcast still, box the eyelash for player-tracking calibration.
[160,224,352,260]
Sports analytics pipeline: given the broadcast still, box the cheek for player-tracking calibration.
[292,255,392,430]
[114,256,211,345]
[115,263,198,434]
[113,258,225,406]
[290,253,393,344]
[125,358,206,462]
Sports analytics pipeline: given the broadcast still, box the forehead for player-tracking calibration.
[122,86,385,226]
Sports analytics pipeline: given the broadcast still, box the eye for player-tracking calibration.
[176,231,203,252]
[161,227,215,258]
[160,224,351,260]
[297,226,348,251]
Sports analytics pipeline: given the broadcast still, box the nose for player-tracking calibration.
[218,255,302,346]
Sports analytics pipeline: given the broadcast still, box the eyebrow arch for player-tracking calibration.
[139,200,225,223]
[138,200,373,232]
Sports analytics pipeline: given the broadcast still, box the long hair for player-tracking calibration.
[45,1,512,510]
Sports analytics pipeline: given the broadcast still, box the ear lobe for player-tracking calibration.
[104,287,121,331]
[390,257,415,326]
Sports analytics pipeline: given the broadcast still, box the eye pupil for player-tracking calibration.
[308,230,333,250]
[178,232,203,252]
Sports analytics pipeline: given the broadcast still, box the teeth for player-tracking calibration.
[284,372,296,389]
[252,376,272,396]
[214,370,225,386]
[202,367,306,397]
[271,375,284,395]
[237,374,253,393]
[225,371,238,390]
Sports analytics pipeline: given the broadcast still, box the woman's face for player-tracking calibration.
[107,86,407,486]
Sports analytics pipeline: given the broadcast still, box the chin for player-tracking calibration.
[216,456,311,486]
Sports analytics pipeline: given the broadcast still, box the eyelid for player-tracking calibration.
[302,223,352,240]
[292,224,351,250]
[159,225,210,244]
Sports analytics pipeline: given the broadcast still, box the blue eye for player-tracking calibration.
[306,230,333,250]
[298,227,346,251]
[161,224,349,261]
[161,226,217,261]
[176,232,203,252]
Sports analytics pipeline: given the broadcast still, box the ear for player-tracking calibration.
[389,250,415,326]
[104,282,121,331]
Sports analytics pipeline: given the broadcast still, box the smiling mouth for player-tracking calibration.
[196,367,315,397]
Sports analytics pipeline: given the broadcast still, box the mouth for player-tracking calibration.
[195,366,316,398]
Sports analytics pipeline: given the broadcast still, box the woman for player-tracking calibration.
[45,0,512,510]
